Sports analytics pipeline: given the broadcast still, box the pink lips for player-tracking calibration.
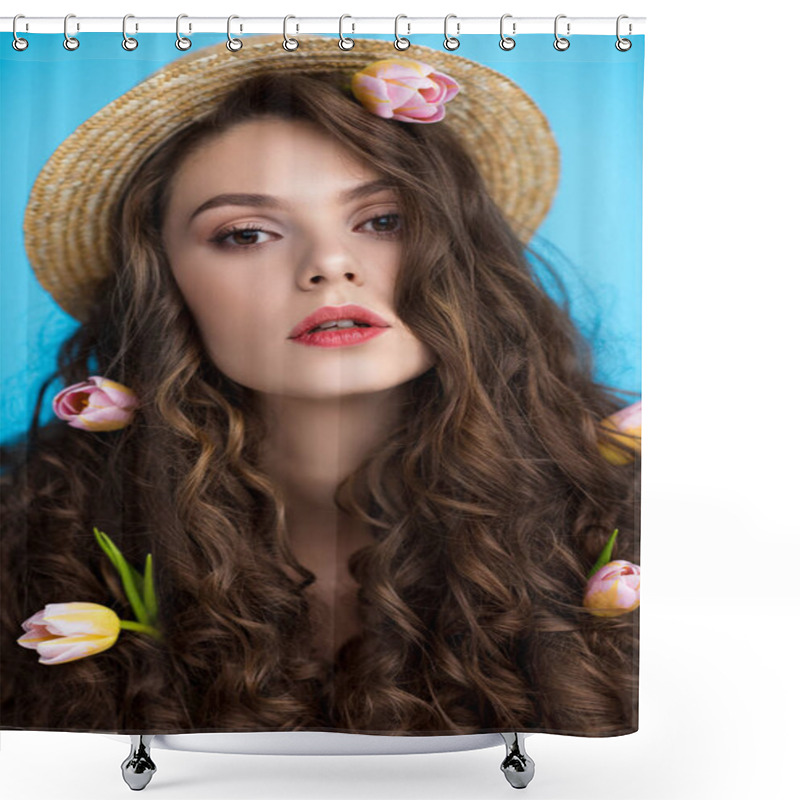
[292,326,389,348]
[288,303,391,345]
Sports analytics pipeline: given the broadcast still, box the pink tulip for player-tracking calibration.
[17,602,121,664]
[598,400,642,465]
[52,375,138,431]
[583,560,641,617]
[351,58,460,123]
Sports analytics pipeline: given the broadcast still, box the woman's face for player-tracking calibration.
[162,116,435,399]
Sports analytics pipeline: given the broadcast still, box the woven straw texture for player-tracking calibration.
[23,34,560,322]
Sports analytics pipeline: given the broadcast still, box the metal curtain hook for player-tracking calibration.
[227,15,243,51]
[616,15,632,51]
[122,14,138,51]
[499,14,516,50]
[176,14,192,50]
[339,15,355,50]
[444,14,460,51]
[554,14,570,51]
[64,13,80,50]
[12,14,29,51]
[394,15,410,50]
[283,15,299,50]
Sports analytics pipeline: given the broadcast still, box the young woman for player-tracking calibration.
[0,35,640,736]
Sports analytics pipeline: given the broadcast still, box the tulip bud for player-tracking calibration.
[52,376,138,432]
[583,560,641,617]
[598,400,641,465]
[351,58,460,123]
[16,602,121,664]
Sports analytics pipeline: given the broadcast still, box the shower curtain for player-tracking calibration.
[0,29,644,737]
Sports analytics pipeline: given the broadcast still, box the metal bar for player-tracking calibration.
[1,16,646,35]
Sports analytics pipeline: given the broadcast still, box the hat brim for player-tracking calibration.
[23,34,559,322]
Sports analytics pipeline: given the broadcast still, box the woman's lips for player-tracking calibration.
[290,326,389,348]
[288,303,390,339]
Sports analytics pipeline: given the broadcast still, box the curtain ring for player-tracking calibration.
[64,13,80,51]
[339,15,355,50]
[394,15,410,51]
[283,15,299,51]
[444,14,460,51]
[616,15,632,51]
[12,14,29,51]
[499,14,516,51]
[122,15,138,51]
[176,14,192,50]
[227,15,243,51]
[554,15,570,51]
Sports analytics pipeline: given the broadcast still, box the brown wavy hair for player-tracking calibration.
[1,70,640,736]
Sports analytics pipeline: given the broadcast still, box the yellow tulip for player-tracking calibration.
[598,400,642,465]
[16,602,121,665]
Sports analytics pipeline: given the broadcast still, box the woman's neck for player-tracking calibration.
[257,388,404,658]
[257,386,404,517]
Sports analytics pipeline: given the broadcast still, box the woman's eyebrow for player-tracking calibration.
[188,179,398,223]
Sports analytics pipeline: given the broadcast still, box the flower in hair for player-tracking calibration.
[583,561,641,617]
[351,58,460,123]
[598,400,641,465]
[53,376,139,431]
[583,529,641,617]
[17,528,160,665]
[17,602,123,664]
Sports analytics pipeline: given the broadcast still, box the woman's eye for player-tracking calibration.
[210,214,402,250]
[211,226,273,249]
[360,213,403,237]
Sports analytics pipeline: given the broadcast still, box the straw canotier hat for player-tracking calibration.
[23,34,560,323]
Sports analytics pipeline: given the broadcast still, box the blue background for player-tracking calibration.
[0,32,643,442]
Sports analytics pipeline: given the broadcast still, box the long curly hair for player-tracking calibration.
[0,69,640,736]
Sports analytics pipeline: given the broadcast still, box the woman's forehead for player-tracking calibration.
[171,118,381,195]
[164,123,393,228]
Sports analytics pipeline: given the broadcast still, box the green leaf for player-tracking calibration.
[587,528,619,580]
[128,564,145,601]
[93,527,148,626]
[93,527,124,574]
[94,527,144,582]
[142,553,159,625]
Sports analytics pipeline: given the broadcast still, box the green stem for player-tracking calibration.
[119,619,162,641]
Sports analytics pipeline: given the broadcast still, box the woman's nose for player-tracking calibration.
[296,228,364,286]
